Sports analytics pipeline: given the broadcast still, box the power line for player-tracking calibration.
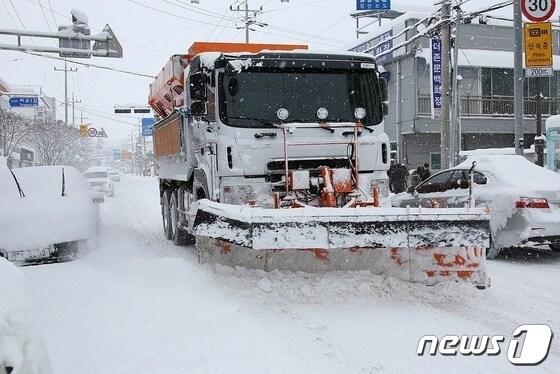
[37,0,53,31]
[24,0,171,56]
[21,52,155,78]
[7,0,26,28]
[129,0,239,29]
[46,0,58,25]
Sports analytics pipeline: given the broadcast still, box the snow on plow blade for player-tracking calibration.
[193,200,491,287]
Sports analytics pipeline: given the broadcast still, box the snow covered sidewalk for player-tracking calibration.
[21,176,560,373]
[0,258,52,373]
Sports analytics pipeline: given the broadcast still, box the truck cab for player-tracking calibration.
[151,43,390,243]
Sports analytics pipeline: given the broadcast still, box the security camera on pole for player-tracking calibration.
[521,0,556,166]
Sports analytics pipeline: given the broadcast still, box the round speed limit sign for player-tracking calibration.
[87,127,98,137]
[522,0,556,22]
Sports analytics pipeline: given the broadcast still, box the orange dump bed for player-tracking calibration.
[148,42,308,118]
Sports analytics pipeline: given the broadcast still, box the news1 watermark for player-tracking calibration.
[417,325,553,366]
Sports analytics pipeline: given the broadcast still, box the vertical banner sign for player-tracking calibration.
[356,0,391,11]
[142,117,156,137]
[430,38,443,119]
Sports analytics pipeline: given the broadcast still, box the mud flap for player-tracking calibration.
[193,200,491,287]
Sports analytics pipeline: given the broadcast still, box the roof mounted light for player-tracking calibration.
[276,108,289,121]
[354,107,366,120]
[316,107,329,121]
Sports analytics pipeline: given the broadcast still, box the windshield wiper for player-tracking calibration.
[9,169,25,198]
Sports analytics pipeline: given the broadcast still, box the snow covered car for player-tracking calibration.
[0,163,97,265]
[391,155,560,258]
[109,169,121,182]
[84,167,114,198]
[0,258,52,373]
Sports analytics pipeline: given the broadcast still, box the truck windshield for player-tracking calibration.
[219,69,382,128]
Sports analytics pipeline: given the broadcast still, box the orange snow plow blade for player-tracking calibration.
[193,201,491,288]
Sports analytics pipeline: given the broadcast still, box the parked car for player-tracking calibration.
[0,163,98,265]
[391,155,560,258]
[108,169,121,182]
[0,257,53,372]
[84,167,114,198]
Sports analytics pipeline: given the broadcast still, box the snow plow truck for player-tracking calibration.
[149,41,491,287]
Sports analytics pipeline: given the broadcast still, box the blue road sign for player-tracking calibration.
[9,96,39,107]
[357,0,391,11]
[142,117,155,137]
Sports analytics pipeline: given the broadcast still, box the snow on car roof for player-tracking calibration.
[456,154,560,189]
[85,166,109,173]
[0,166,96,251]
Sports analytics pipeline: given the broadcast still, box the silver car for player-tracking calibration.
[392,155,560,258]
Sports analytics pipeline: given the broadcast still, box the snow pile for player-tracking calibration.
[0,258,52,373]
[0,166,97,251]
[209,264,477,305]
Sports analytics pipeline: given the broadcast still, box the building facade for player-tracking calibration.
[350,13,559,171]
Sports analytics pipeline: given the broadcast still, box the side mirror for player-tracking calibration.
[407,185,415,194]
[379,77,388,102]
[190,73,208,101]
[191,101,207,116]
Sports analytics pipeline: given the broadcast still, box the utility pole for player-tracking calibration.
[450,5,462,167]
[54,59,77,127]
[440,0,452,170]
[513,1,524,155]
[70,92,82,126]
[230,0,263,43]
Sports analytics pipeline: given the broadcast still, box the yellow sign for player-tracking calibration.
[79,124,88,138]
[524,22,553,68]
[121,150,133,160]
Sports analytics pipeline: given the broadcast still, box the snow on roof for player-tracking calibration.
[416,48,560,69]
[347,11,432,51]
[546,115,560,130]
[456,154,560,189]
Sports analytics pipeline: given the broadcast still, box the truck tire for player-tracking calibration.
[171,190,194,246]
[162,190,173,240]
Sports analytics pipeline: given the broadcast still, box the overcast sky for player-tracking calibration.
[0,0,531,148]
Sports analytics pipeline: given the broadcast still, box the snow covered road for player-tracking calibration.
[22,176,560,373]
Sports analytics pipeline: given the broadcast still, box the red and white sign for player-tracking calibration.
[87,127,98,137]
[522,0,556,22]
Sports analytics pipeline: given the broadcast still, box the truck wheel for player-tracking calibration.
[171,191,194,246]
[162,190,173,240]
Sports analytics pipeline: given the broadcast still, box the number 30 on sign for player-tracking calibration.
[522,0,556,22]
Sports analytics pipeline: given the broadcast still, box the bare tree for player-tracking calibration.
[0,109,37,158]
[25,120,84,166]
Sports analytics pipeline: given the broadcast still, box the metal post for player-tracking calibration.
[536,79,545,166]
[514,1,524,155]
[450,6,462,167]
[440,0,452,170]
[245,0,249,43]
[64,59,68,127]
